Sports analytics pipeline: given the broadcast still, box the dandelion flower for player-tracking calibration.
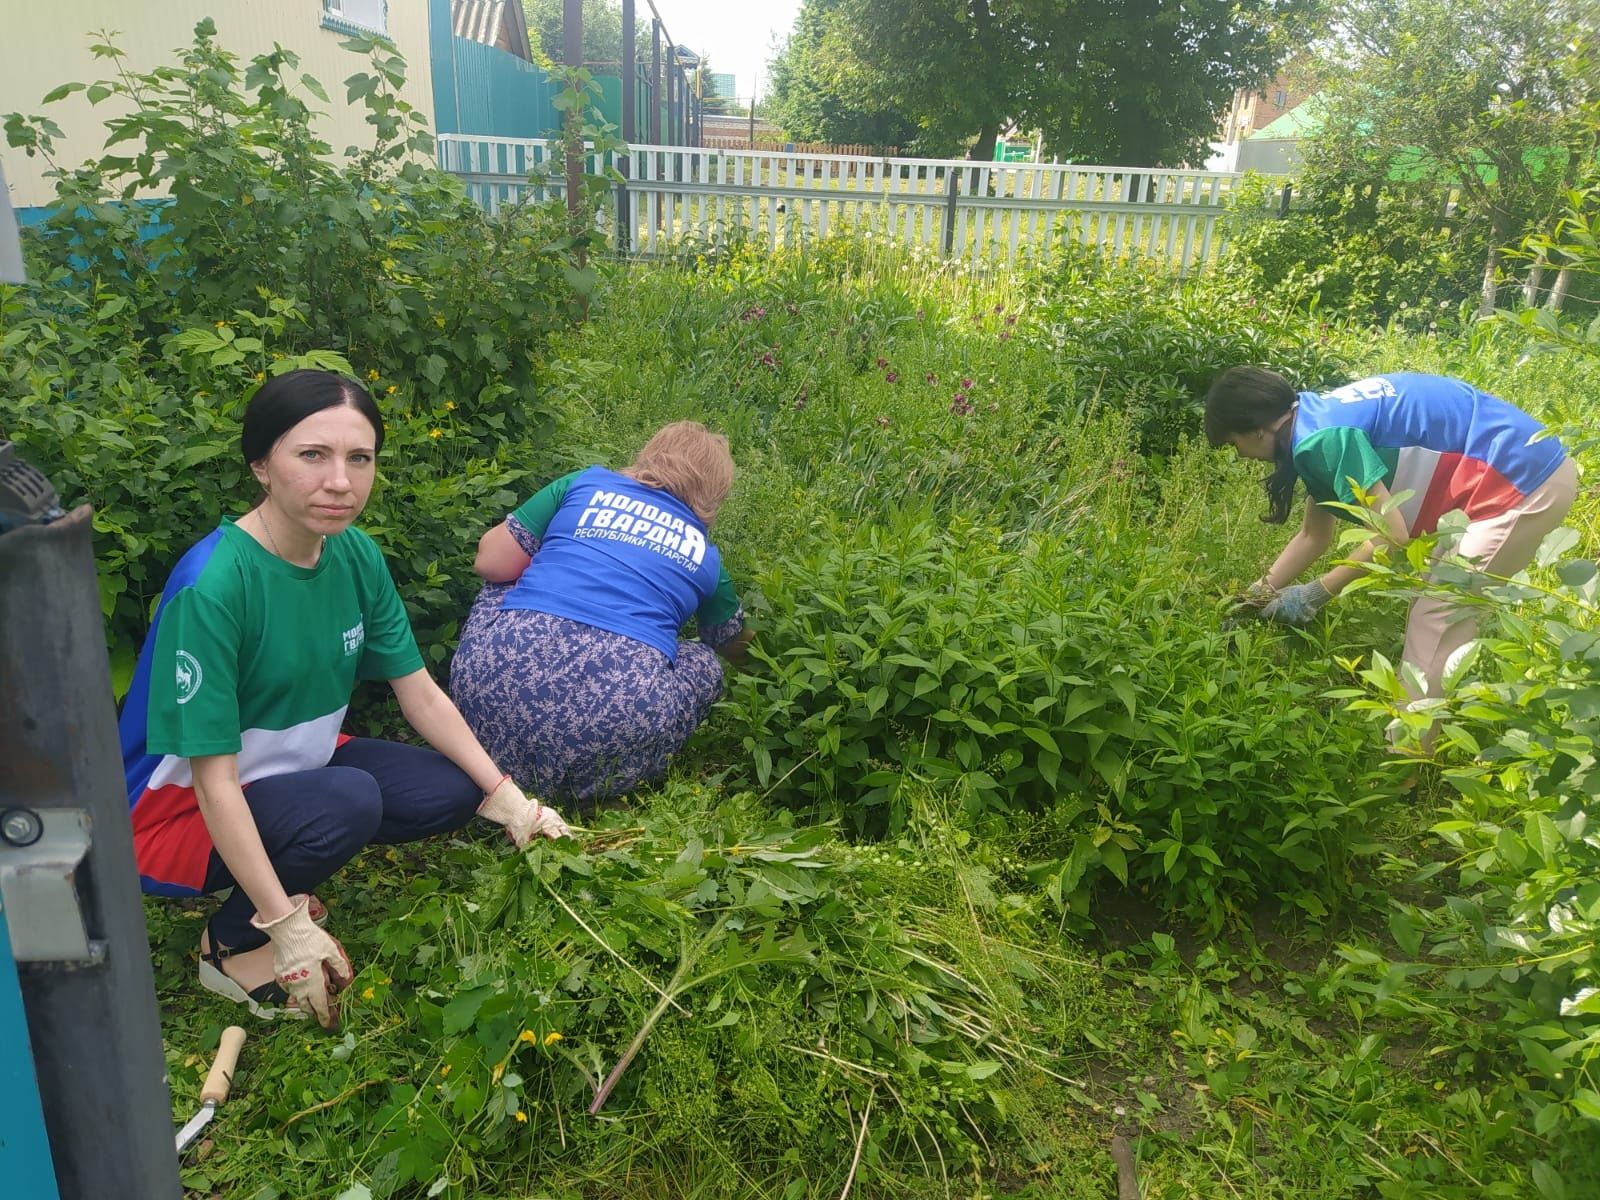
[543,1031,563,1047]
[518,1029,539,1045]
[361,986,375,1001]
[440,1064,452,1077]
[386,385,397,395]
[367,368,380,381]
[445,400,456,410]
[429,428,442,439]
[515,1111,528,1123]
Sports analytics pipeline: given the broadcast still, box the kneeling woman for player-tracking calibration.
[122,370,569,1029]
[451,421,753,806]
[1206,367,1577,702]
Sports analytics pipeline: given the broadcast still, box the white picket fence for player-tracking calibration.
[437,135,1253,271]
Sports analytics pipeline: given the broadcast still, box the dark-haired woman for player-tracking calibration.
[1206,367,1577,705]
[120,370,570,1030]
[450,421,753,806]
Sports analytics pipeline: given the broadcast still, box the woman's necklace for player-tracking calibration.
[258,505,323,565]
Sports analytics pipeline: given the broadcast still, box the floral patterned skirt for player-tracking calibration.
[449,584,724,807]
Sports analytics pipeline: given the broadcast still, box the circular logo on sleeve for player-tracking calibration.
[175,650,203,705]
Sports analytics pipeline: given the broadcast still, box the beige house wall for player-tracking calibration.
[0,1,434,209]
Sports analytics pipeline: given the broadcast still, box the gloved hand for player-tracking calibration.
[1260,580,1332,626]
[1242,577,1278,606]
[479,775,571,847]
[251,895,354,1030]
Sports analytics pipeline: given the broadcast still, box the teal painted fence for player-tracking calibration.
[427,0,638,141]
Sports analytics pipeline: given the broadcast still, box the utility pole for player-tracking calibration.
[748,73,757,149]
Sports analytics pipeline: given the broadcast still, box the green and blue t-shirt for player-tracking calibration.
[500,466,741,661]
[120,519,422,895]
[1292,373,1567,533]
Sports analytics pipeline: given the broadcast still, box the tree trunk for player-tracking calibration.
[1522,260,1544,307]
[1478,211,1513,317]
[1546,266,1572,313]
[970,121,1000,163]
[1478,244,1500,317]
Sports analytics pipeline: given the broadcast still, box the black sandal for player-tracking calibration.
[197,922,305,1021]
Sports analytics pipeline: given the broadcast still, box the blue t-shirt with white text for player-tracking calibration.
[500,466,724,661]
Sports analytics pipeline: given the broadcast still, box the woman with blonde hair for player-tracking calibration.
[451,421,752,804]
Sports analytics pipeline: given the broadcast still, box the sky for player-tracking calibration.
[655,0,803,101]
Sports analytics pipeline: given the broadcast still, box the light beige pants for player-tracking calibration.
[1402,457,1580,700]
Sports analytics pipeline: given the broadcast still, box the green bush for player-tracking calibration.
[1334,518,1600,1187]
[722,474,1382,929]
[1221,174,1485,325]
[1022,243,1359,456]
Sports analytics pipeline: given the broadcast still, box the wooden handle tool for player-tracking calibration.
[175,1026,247,1153]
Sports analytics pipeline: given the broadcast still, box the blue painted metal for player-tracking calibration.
[429,0,558,138]
[427,0,627,140]
[0,904,62,1200]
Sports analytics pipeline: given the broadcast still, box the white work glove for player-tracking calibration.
[1261,580,1332,627]
[479,776,571,847]
[251,895,354,1030]
[1242,577,1278,606]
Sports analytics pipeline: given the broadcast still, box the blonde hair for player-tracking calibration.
[619,421,734,525]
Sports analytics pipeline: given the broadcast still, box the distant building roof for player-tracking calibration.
[1247,93,1327,141]
[452,0,533,62]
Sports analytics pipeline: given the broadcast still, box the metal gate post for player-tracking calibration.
[0,510,183,1200]
[943,166,960,257]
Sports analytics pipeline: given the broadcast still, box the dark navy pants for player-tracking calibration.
[202,738,481,949]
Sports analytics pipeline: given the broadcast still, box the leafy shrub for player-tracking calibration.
[722,481,1382,929]
[6,23,591,444]
[1222,174,1484,324]
[1022,242,1358,456]
[1333,520,1600,1188]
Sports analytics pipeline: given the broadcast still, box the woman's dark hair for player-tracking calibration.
[1205,365,1301,525]
[241,369,384,465]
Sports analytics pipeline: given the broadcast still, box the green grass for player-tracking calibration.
[153,238,1600,1198]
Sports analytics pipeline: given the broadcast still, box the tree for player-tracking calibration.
[768,0,1304,163]
[522,0,623,70]
[767,0,918,150]
[1307,0,1599,314]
